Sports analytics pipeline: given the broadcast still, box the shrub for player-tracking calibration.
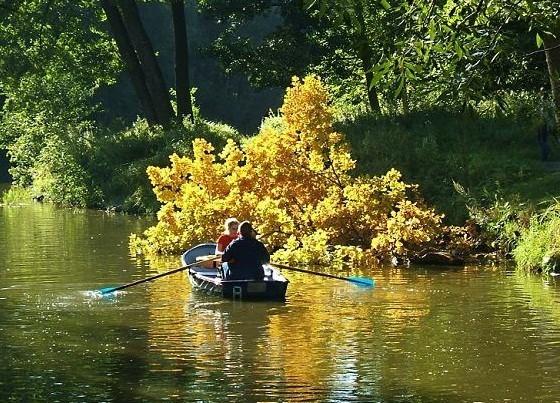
[514,202,560,274]
[0,186,33,205]
[31,136,98,207]
[454,182,529,254]
[130,76,451,267]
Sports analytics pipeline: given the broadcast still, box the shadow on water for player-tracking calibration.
[105,325,151,402]
[376,387,465,403]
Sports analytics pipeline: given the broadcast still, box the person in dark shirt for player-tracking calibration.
[221,221,270,280]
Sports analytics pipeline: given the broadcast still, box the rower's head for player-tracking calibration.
[239,221,257,239]
[224,217,239,235]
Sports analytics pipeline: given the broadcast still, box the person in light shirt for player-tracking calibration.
[215,217,239,255]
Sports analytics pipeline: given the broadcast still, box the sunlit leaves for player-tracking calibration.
[308,0,555,109]
[536,32,543,48]
[131,76,448,267]
[0,0,120,190]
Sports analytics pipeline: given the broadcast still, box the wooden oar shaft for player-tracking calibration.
[271,262,365,284]
[103,256,217,294]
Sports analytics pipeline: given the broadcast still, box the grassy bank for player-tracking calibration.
[513,202,560,274]
[0,186,33,206]
[5,108,559,223]
[340,109,560,224]
[85,118,242,214]
[1,117,243,214]
[4,104,560,272]
[338,109,560,271]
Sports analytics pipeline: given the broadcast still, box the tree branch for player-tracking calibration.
[525,43,560,58]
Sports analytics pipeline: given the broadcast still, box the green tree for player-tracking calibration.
[103,0,175,127]
[101,0,159,124]
[523,0,560,124]
[171,0,194,121]
[310,0,556,116]
[199,0,407,113]
[0,0,119,192]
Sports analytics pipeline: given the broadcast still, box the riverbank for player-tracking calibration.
[513,202,560,274]
[2,106,559,273]
[7,109,558,218]
[0,117,243,213]
[341,110,560,225]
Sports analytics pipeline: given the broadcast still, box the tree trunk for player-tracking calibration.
[402,82,410,114]
[543,31,560,127]
[101,0,158,124]
[171,0,193,122]
[356,42,381,114]
[117,0,175,128]
[353,1,381,114]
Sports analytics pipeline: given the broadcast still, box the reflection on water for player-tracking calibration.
[2,205,560,402]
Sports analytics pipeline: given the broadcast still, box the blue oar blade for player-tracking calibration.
[99,287,118,295]
[348,276,375,287]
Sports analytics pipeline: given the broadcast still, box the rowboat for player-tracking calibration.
[181,243,289,301]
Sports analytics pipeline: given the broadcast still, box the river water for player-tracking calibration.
[1,204,560,402]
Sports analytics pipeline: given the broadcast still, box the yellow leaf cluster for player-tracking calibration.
[130,75,448,268]
[370,200,443,256]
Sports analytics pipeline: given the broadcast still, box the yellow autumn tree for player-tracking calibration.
[130,76,450,267]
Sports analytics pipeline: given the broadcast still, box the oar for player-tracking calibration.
[270,262,375,287]
[99,255,218,295]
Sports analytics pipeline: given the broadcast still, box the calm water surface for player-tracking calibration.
[1,204,560,402]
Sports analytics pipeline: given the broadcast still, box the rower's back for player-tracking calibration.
[221,221,269,280]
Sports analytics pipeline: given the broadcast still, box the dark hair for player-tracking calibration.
[239,221,255,237]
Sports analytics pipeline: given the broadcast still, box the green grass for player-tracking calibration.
[86,117,244,214]
[506,171,560,205]
[339,109,559,224]
[513,202,560,274]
